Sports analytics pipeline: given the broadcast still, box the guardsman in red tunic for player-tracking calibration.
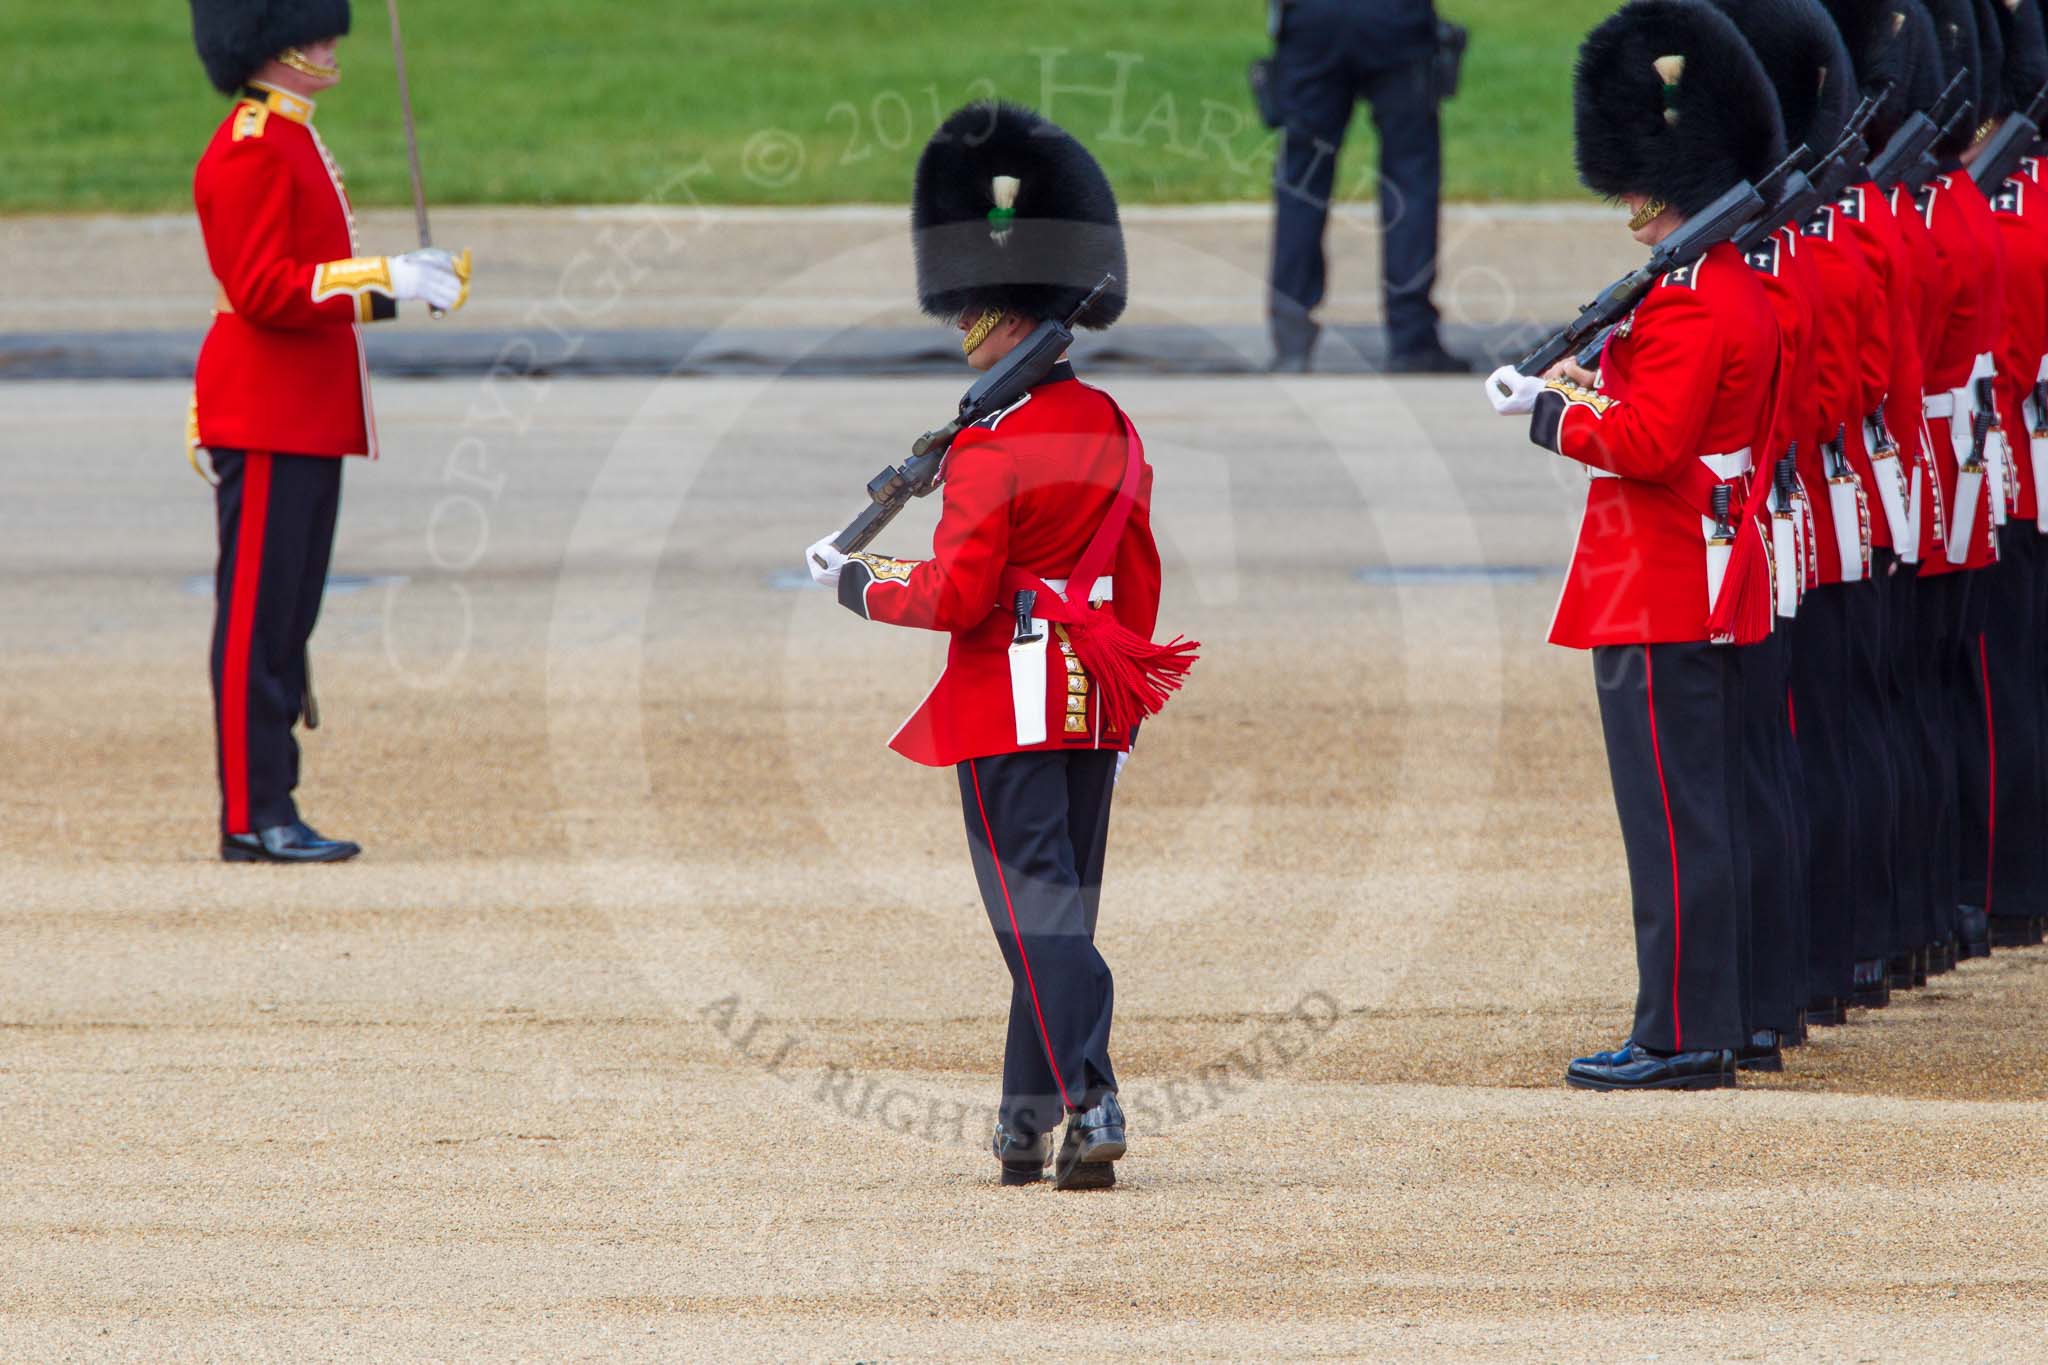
[805,105,1193,1187]
[1820,0,1940,1005]
[1959,0,2048,950]
[188,0,470,862]
[1907,0,2007,971]
[1486,1,1784,1090]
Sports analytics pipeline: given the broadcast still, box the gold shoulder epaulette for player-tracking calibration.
[230,99,271,143]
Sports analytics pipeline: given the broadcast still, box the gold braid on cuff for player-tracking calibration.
[278,47,340,79]
[961,307,1004,357]
[1627,198,1670,232]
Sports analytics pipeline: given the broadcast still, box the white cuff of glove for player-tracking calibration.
[389,248,465,310]
[806,536,848,588]
[1485,365,1547,417]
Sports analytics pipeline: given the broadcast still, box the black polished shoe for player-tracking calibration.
[1806,996,1847,1028]
[1925,936,1956,976]
[1782,1010,1809,1048]
[1384,343,1476,375]
[1736,1030,1785,1073]
[1849,958,1891,1009]
[1887,950,1923,991]
[991,1122,1052,1187]
[1565,1043,1737,1091]
[221,821,361,864]
[1958,904,1992,959]
[1052,1094,1126,1191]
[1267,350,1313,374]
[1990,915,2047,949]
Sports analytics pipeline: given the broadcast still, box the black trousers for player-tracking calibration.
[1738,632,1805,1035]
[1961,528,2047,917]
[1268,0,1443,357]
[208,450,342,835]
[1594,643,1747,1054]
[1837,572,1899,965]
[1788,589,1857,1003]
[1880,554,1924,958]
[958,750,1119,1137]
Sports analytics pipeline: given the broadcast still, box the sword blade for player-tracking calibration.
[385,0,432,250]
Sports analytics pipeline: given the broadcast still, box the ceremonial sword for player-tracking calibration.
[385,0,444,319]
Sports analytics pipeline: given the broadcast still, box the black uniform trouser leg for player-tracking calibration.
[1268,17,1355,358]
[209,450,342,835]
[1931,571,1974,944]
[1959,536,2043,915]
[1594,643,1747,1054]
[959,751,1119,1137]
[1359,59,1443,355]
[1789,590,1857,1003]
[1739,634,1802,1034]
[1906,571,1956,948]
[1839,573,1898,967]
[1883,558,1923,957]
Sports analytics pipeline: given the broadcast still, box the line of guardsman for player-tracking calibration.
[1487,0,2048,1090]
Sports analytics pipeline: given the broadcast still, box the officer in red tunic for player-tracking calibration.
[1960,0,2048,950]
[188,0,470,862]
[1486,1,1785,1090]
[806,105,1193,1187]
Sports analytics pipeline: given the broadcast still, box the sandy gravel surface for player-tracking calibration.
[2,378,2044,1360]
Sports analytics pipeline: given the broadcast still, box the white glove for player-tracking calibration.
[388,248,468,311]
[1484,365,1547,416]
[806,536,848,588]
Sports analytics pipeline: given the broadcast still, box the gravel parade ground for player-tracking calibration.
[2,376,2044,1359]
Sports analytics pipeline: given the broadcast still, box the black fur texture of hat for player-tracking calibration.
[1712,0,1860,159]
[1917,0,1984,151]
[1984,0,2048,113]
[911,103,1127,330]
[1574,0,1790,215]
[1820,2,1946,145]
[190,0,351,95]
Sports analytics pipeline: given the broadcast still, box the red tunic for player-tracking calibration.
[1989,168,2048,524]
[192,84,398,459]
[1794,206,1882,584]
[1532,243,1781,648]
[1912,174,2004,574]
[1833,182,1918,552]
[839,370,1164,767]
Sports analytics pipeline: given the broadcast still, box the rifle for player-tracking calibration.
[1971,81,2048,188]
[1516,174,1767,377]
[822,276,1115,558]
[1868,69,1969,188]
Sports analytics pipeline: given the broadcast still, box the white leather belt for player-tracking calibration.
[1924,393,1956,419]
[1043,576,1113,602]
[1590,447,1751,481]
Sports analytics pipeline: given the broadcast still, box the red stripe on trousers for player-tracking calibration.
[1644,648,1685,1051]
[1980,631,1996,915]
[221,452,272,834]
[968,758,1075,1113]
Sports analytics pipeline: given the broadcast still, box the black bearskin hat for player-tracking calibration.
[911,103,1127,330]
[2000,0,2048,108]
[1973,0,2012,115]
[1821,1,1945,146]
[1917,0,1984,152]
[1574,0,1789,216]
[190,0,351,96]
[1711,0,1860,160]
[1983,0,2048,113]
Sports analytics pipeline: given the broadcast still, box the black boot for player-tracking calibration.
[1850,958,1891,1009]
[991,1123,1052,1187]
[1806,996,1847,1027]
[221,821,361,864]
[1990,915,2047,949]
[1736,1030,1785,1073]
[1052,1094,1126,1191]
[1958,904,1992,959]
[1565,1043,1737,1091]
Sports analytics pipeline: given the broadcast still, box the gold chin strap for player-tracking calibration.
[1627,198,1670,232]
[961,307,1004,357]
[278,47,340,79]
